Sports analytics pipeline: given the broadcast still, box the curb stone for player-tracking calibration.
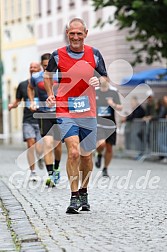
[0,180,47,252]
[0,199,16,251]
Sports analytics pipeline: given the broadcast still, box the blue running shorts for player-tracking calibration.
[57,117,97,152]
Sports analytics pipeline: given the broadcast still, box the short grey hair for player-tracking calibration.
[66,18,87,31]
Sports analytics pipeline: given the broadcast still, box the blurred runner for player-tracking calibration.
[8,62,44,181]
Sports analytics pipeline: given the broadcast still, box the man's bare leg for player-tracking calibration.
[78,151,93,211]
[26,138,36,171]
[79,153,93,189]
[64,136,80,192]
[65,135,82,214]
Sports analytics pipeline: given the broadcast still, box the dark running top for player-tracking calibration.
[96,87,121,124]
[16,79,38,124]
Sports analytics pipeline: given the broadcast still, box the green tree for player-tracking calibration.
[92,0,167,65]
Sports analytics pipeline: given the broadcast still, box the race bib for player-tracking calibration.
[98,106,112,116]
[68,96,90,113]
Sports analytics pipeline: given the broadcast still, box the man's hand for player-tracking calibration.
[8,104,14,111]
[8,101,20,111]
[29,101,37,112]
[46,95,56,107]
[107,98,115,107]
[88,76,100,87]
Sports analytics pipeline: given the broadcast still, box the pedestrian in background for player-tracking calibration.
[8,62,44,181]
[141,90,157,155]
[95,82,122,177]
[156,95,167,119]
[122,96,145,123]
[27,53,62,187]
[121,96,145,159]
[143,90,157,121]
[154,95,167,160]
[44,18,108,214]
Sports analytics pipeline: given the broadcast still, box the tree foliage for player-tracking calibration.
[92,0,167,65]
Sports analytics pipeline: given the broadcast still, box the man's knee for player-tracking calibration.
[68,149,80,160]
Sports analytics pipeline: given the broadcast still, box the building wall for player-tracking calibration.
[36,0,165,86]
[1,0,166,144]
[1,0,38,142]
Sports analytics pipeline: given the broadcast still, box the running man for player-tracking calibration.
[95,82,122,177]
[8,62,44,180]
[27,53,62,187]
[44,18,108,214]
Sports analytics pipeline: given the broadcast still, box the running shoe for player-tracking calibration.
[38,158,44,169]
[79,192,90,211]
[29,171,38,182]
[45,175,56,187]
[53,168,60,184]
[102,168,109,177]
[66,196,82,214]
[95,153,102,168]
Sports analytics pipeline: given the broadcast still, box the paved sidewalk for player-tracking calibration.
[0,144,167,252]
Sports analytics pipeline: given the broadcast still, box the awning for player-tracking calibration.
[122,68,167,86]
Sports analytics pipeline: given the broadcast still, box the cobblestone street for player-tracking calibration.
[0,144,167,252]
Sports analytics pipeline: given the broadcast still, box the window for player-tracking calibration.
[4,1,8,24]
[17,0,22,22]
[57,0,62,11]
[4,29,11,39]
[37,0,42,17]
[11,0,15,23]
[57,18,63,34]
[25,0,31,19]
[69,0,75,8]
[47,0,51,14]
[38,24,43,38]
[47,22,52,37]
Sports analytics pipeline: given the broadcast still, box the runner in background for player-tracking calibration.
[27,53,62,187]
[95,82,122,177]
[8,62,44,181]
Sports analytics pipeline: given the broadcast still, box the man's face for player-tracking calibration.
[66,21,88,52]
[41,59,49,71]
[29,62,41,75]
[100,82,109,90]
[147,96,153,103]
[163,95,167,105]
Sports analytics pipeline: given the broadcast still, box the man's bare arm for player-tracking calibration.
[27,81,36,111]
[107,98,123,111]
[44,71,54,96]
[44,70,56,107]
[8,98,21,111]
[27,82,35,101]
